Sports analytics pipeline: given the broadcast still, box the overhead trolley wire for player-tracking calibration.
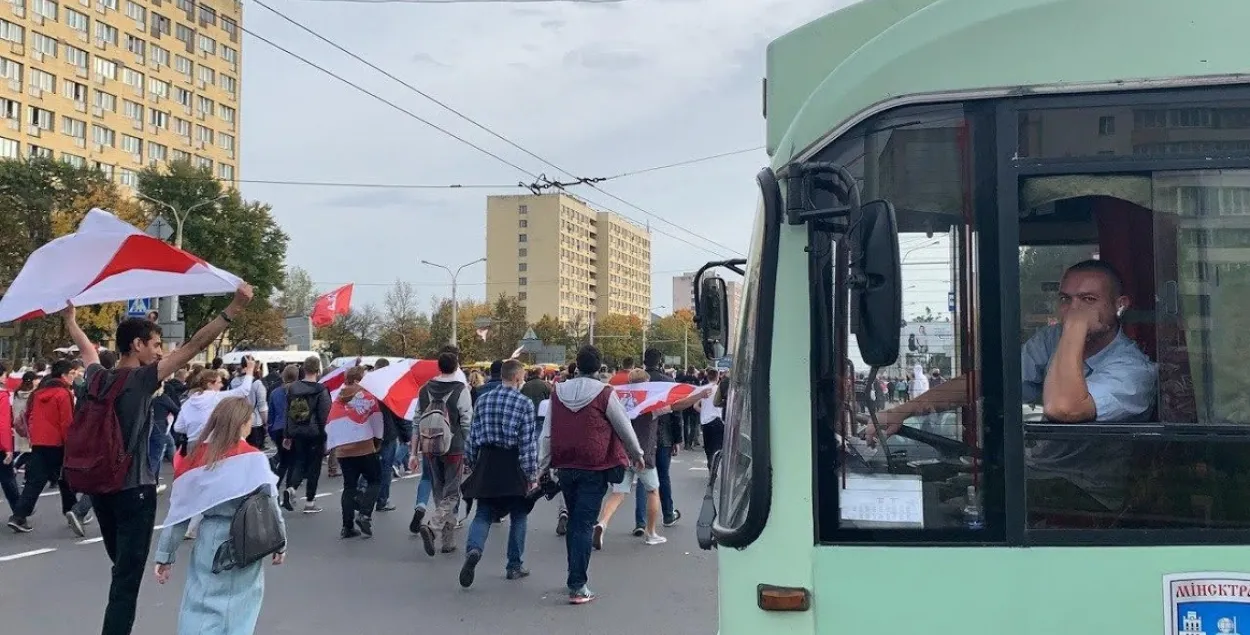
[247,0,744,257]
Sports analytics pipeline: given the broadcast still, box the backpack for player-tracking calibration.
[63,368,137,495]
[417,384,463,456]
[284,388,320,438]
[211,485,286,574]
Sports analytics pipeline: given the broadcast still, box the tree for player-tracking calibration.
[137,161,289,335]
[375,281,430,357]
[531,314,564,346]
[484,294,528,361]
[0,158,150,357]
[651,309,707,369]
[277,266,316,318]
[428,298,491,361]
[592,313,643,368]
[229,299,287,349]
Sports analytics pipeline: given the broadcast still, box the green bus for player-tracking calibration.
[693,1,1250,634]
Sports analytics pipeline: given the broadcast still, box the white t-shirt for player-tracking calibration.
[699,385,723,425]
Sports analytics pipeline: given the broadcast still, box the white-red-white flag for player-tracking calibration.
[325,389,384,451]
[0,209,243,322]
[613,382,714,419]
[311,284,353,328]
[319,357,361,400]
[163,440,277,527]
[359,359,465,420]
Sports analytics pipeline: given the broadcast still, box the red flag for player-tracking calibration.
[311,284,353,328]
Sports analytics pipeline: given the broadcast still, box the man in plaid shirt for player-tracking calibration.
[458,359,538,587]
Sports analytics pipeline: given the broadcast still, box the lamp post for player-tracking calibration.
[422,258,485,347]
[137,192,227,342]
[641,305,667,361]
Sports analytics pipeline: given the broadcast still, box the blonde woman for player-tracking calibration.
[154,397,286,635]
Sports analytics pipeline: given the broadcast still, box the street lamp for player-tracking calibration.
[137,192,228,341]
[641,304,667,360]
[422,258,485,347]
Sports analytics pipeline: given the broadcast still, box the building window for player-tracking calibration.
[221,17,237,42]
[148,141,166,162]
[27,106,52,130]
[91,124,115,146]
[519,219,528,228]
[94,22,118,46]
[0,19,24,45]
[150,44,170,67]
[218,132,232,151]
[31,0,56,19]
[0,57,20,82]
[92,161,112,178]
[174,55,192,80]
[518,233,527,243]
[27,144,50,158]
[123,99,143,122]
[1098,115,1115,136]
[61,116,86,139]
[31,33,56,58]
[196,64,213,85]
[124,0,145,25]
[518,204,527,214]
[194,124,211,143]
[120,134,140,155]
[149,109,168,128]
[61,80,86,102]
[518,292,527,301]
[65,8,87,33]
[121,67,143,90]
[194,154,210,169]
[170,148,188,162]
[148,77,169,98]
[518,248,527,257]
[173,86,190,106]
[217,103,235,124]
[519,263,527,272]
[93,57,117,80]
[173,117,189,136]
[28,68,53,93]
[197,4,215,26]
[195,94,212,114]
[61,152,84,167]
[94,90,117,112]
[64,45,87,70]
[126,34,145,57]
[218,74,235,95]
[220,44,237,65]
[196,33,215,55]
[119,167,137,187]
[217,162,233,180]
[0,136,16,158]
[519,277,527,286]
[175,24,193,45]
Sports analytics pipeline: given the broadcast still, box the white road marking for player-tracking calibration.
[76,537,103,545]
[315,492,333,499]
[0,548,56,561]
[689,467,708,471]
[38,491,56,498]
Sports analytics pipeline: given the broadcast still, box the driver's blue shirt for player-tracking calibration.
[1019,325,1157,509]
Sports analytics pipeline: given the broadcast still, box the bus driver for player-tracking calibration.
[864,260,1157,518]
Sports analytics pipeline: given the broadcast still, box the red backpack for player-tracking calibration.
[63,368,136,495]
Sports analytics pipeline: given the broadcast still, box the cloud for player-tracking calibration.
[241,0,849,309]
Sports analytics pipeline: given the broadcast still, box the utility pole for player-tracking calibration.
[683,327,688,368]
[422,258,485,347]
[642,305,666,359]
[137,192,227,345]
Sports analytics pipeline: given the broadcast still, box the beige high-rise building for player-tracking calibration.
[486,193,652,327]
[0,0,241,184]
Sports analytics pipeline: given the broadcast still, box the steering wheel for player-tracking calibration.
[855,413,980,460]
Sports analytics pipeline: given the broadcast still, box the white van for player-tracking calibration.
[220,350,328,373]
[328,356,406,369]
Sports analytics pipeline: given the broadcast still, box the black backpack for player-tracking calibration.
[285,388,321,438]
[212,485,286,574]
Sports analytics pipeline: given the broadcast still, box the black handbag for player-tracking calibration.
[212,486,286,574]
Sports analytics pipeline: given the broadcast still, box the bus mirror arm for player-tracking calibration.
[784,161,860,226]
[697,450,722,550]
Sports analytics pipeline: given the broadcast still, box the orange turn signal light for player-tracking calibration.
[757,584,811,611]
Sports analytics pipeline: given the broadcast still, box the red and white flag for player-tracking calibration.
[613,382,714,419]
[311,284,353,328]
[0,209,242,322]
[358,359,448,420]
[325,389,385,452]
[163,440,277,527]
[319,358,361,400]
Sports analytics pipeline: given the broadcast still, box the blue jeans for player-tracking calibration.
[395,442,410,471]
[635,445,674,526]
[559,469,609,592]
[413,454,433,510]
[148,426,170,483]
[465,501,528,572]
[376,440,398,504]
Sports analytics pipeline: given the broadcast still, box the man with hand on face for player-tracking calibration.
[866,260,1156,515]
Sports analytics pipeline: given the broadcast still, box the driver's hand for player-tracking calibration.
[860,411,905,447]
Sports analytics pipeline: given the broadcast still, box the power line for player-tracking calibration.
[598,146,764,180]
[312,267,698,289]
[247,0,743,258]
[243,24,735,259]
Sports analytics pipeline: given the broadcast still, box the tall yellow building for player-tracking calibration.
[486,193,652,327]
[0,0,241,184]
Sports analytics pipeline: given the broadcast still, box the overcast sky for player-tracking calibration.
[236,0,858,314]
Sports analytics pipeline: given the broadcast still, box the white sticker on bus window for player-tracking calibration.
[839,474,924,528]
[1164,573,1250,635]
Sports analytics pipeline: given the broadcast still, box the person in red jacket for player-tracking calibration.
[6,359,92,534]
[0,361,19,514]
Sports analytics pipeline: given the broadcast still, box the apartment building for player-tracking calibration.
[485,193,653,327]
[0,0,240,185]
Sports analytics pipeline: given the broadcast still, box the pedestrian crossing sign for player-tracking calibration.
[126,298,150,317]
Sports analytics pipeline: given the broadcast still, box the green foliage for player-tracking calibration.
[137,160,288,334]
[277,266,316,318]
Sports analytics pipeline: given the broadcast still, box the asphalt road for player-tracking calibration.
[0,452,718,634]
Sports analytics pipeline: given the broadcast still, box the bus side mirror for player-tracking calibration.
[698,276,729,360]
[851,199,902,367]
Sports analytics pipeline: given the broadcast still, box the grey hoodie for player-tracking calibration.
[538,377,644,473]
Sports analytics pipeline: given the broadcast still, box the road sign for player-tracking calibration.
[126,298,151,317]
[145,216,173,241]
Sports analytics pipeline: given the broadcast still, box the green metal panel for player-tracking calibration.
[812,546,1250,634]
[768,0,1250,168]
[764,0,939,157]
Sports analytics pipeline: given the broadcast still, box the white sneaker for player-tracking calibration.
[644,533,667,546]
[155,483,168,495]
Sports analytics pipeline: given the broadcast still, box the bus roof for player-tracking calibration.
[767,0,1250,165]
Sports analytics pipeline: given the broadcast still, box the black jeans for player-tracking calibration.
[702,419,725,466]
[0,451,19,512]
[269,430,290,483]
[285,437,324,502]
[245,426,267,450]
[93,485,157,635]
[338,453,381,529]
[13,445,90,518]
